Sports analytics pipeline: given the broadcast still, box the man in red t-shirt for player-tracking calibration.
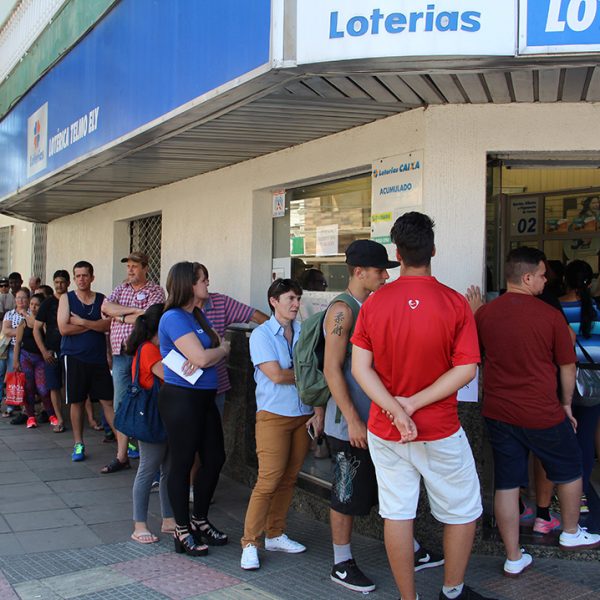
[475,247,600,576]
[352,213,487,600]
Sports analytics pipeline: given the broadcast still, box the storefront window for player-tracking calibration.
[276,175,371,293]
[486,162,600,290]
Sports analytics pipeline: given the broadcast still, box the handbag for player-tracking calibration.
[5,371,25,406]
[114,346,167,443]
[574,340,600,407]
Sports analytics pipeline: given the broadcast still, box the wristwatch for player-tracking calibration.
[120,315,126,323]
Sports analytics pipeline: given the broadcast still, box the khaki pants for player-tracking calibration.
[241,410,311,547]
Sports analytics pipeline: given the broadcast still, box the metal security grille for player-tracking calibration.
[129,214,162,284]
[0,226,12,276]
[31,222,47,283]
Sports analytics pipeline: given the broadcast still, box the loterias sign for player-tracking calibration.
[296,0,517,64]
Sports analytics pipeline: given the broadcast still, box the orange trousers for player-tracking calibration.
[241,410,311,547]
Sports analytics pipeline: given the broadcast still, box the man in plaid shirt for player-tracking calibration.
[100,251,165,473]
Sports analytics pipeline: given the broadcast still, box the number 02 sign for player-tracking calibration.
[510,198,539,237]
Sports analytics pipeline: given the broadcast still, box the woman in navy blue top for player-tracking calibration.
[158,261,231,556]
[560,259,600,531]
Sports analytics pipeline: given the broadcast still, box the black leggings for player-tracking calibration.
[158,383,225,526]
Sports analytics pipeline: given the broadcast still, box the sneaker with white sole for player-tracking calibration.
[559,526,600,550]
[330,559,376,592]
[264,533,306,553]
[414,546,445,571]
[240,544,260,570]
[503,549,533,577]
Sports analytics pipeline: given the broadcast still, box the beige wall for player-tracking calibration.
[45,102,600,311]
[0,214,32,278]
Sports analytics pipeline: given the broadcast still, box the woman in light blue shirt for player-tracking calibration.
[240,278,324,571]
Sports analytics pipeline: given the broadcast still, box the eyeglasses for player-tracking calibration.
[0,284,8,288]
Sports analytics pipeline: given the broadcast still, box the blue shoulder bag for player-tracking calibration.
[114,346,167,443]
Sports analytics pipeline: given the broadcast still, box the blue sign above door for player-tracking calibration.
[0,0,271,200]
[520,0,600,53]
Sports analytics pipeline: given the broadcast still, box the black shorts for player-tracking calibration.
[329,435,378,516]
[63,355,114,404]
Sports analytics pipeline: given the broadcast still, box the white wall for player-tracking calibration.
[0,214,33,278]
[45,102,600,311]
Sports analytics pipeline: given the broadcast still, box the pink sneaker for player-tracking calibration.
[26,416,38,429]
[519,505,534,525]
[49,415,58,426]
[533,515,561,534]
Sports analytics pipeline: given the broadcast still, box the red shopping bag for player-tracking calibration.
[5,371,25,407]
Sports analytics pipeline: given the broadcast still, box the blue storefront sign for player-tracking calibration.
[0,0,271,201]
[519,0,600,53]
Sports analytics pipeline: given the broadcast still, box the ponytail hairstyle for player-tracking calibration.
[564,260,596,339]
[125,303,165,355]
[164,262,220,348]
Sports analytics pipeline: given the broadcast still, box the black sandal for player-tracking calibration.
[100,458,131,474]
[174,526,208,556]
[190,516,228,546]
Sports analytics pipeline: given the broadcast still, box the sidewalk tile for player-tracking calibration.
[2,495,67,514]
[36,566,135,598]
[71,583,169,599]
[47,477,130,494]
[16,525,102,553]
[38,468,103,482]
[73,502,135,525]
[0,515,11,534]
[0,570,18,599]
[188,583,282,599]
[5,509,84,532]
[89,520,137,544]
[111,554,240,598]
[0,470,39,485]
[0,482,52,499]
[0,533,25,556]
[13,580,61,600]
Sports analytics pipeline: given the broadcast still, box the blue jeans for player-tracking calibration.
[112,354,133,412]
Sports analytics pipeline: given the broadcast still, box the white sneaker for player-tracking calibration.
[503,549,533,577]
[240,544,260,570]
[264,533,306,553]
[559,526,600,550]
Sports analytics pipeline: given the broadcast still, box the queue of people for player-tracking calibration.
[0,213,599,600]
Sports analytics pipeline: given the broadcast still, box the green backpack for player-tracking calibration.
[293,292,360,407]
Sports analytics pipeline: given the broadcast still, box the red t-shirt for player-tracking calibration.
[351,276,480,442]
[475,292,576,429]
[131,341,162,390]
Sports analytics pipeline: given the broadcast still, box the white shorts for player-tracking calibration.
[367,427,482,524]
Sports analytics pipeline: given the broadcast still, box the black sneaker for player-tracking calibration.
[414,546,445,572]
[37,410,49,424]
[439,585,497,600]
[10,412,27,425]
[330,559,376,593]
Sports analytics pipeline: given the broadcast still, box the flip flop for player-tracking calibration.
[131,531,158,544]
[100,458,131,474]
[53,423,66,433]
[91,423,104,431]
[161,526,176,534]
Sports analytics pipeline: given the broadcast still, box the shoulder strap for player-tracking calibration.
[576,339,596,364]
[133,345,143,384]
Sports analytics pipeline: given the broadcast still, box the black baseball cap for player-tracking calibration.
[0,278,8,286]
[345,239,400,269]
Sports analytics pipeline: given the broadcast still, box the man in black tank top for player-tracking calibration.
[57,261,115,463]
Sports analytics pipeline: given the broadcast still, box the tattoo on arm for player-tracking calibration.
[331,311,344,336]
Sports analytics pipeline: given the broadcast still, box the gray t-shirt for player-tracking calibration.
[322,297,371,441]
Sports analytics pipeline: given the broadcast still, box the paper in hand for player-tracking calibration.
[162,349,203,384]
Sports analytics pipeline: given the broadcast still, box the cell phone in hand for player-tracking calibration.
[307,424,316,440]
